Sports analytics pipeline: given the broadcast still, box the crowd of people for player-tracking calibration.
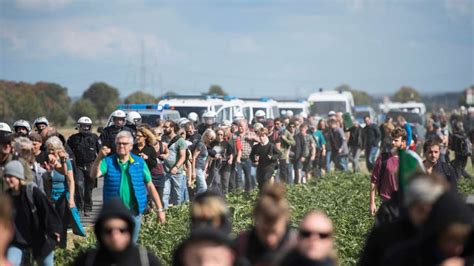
[0,106,473,265]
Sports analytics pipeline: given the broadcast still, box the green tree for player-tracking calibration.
[124,91,157,104]
[70,98,98,121]
[35,82,71,126]
[392,86,421,102]
[207,84,227,96]
[83,82,120,120]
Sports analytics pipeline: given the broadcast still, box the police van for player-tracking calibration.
[308,89,355,117]
[158,95,243,123]
[276,99,309,117]
[106,104,180,127]
[242,97,280,122]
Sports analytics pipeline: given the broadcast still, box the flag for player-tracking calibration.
[342,112,353,128]
[398,149,426,192]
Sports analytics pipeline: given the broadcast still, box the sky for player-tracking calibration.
[0,0,472,99]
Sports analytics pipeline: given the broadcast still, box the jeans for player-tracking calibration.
[132,215,142,243]
[335,155,349,171]
[195,168,207,195]
[325,150,332,173]
[230,163,244,191]
[162,172,183,209]
[240,158,256,191]
[279,159,288,184]
[365,146,379,171]
[349,146,362,172]
[180,174,189,203]
[7,246,54,266]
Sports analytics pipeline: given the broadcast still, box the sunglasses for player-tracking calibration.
[116,142,130,146]
[103,226,129,235]
[299,229,333,239]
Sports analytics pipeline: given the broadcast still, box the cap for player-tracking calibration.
[328,111,336,116]
[4,160,25,180]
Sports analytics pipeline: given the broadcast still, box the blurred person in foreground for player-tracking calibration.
[190,190,232,235]
[73,198,162,266]
[173,228,247,266]
[0,192,14,266]
[281,210,338,266]
[4,160,61,266]
[235,183,297,265]
[383,191,474,266]
[359,173,448,266]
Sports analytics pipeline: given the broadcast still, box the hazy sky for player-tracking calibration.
[0,0,472,98]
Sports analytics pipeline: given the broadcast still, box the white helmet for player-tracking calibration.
[202,111,217,118]
[232,111,245,122]
[13,120,31,132]
[126,111,142,125]
[111,110,127,119]
[178,118,190,128]
[187,112,199,122]
[255,110,266,118]
[285,110,294,118]
[0,122,12,133]
[300,112,308,119]
[77,116,93,125]
[34,116,49,126]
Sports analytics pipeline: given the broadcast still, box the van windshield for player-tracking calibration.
[172,107,208,120]
[309,101,346,116]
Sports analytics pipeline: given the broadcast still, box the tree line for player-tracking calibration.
[0,79,471,126]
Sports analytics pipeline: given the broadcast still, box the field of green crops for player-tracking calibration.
[56,172,474,266]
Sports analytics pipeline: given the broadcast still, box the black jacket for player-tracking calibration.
[68,132,101,166]
[348,126,363,148]
[383,192,474,266]
[363,123,381,147]
[73,198,161,266]
[432,161,458,193]
[9,186,62,260]
[282,249,336,266]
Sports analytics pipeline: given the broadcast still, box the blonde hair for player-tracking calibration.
[191,194,229,221]
[137,126,156,146]
[202,129,216,144]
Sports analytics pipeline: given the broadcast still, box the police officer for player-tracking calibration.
[125,111,141,139]
[12,120,31,137]
[197,111,218,135]
[99,110,128,153]
[67,116,101,216]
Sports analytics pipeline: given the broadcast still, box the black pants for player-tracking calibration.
[73,167,84,212]
[77,165,94,212]
[53,194,70,249]
[452,154,471,179]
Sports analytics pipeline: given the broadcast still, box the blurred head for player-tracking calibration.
[174,229,235,266]
[95,198,135,253]
[300,123,308,135]
[391,127,407,150]
[215,129,225,142]
[297,210,336,261]
[163,120,179,136]
[152,127,163,142]
[191,191,230,234]
[114,131,133,157]
[184,122,195,137]
[287,121,296,133]
[257,127,269,144]
[423,140,440,165]
[274,118,282,130]
[363,116,371,125]
[253,184,290,249]
[397,115,406,125]
[28,133,42,155]
[202,129,216,145]
[136,126,156,146]
[13,137,35,165]
[438,223,472,258]
[237,120,248,134]
[45,136,67,158]
[317,119,326,130]
[3,160,25,192]
[404,175,447,226]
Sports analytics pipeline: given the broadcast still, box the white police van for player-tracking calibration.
[242,97,280,123]
[106,104,181,127]
[308,89,355,117]
[277,99,309,117]
[158,95,243,123]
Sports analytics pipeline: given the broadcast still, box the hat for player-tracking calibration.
[4,160,25,180]
[220,120,232,128]
[328,111,336,116]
